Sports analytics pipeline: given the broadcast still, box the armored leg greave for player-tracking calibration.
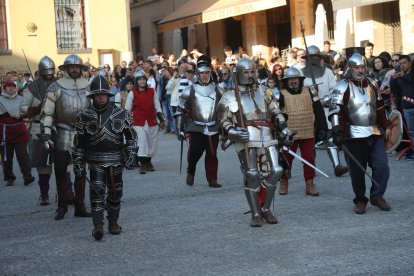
[90,166,123,225]
[262,147,283,211]
[327,140,348,176]
[242,148,262,218]
[327,141,341,168]
[106,166,123,224]
[90,166,106,225]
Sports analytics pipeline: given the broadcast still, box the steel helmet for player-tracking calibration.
[58,54,89,71]
[38,56,56,76]
[87,75,113,98]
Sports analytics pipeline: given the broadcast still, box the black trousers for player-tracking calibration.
[1,142,32,181]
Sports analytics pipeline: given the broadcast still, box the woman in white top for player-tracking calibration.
[166,68,181,132]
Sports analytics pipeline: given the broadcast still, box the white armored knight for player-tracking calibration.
[175,55,224,188]
[217,58,293,227]
[328,53,391,214]
[39,54,91,220]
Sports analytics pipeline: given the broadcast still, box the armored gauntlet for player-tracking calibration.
[227,127,250,143]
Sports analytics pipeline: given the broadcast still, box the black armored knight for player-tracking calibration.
[73,75,137,240]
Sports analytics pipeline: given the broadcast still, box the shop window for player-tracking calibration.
[54,0,87,50]
[0,0,8,50]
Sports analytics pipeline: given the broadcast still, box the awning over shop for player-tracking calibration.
[332,0,396,11]
[158,0,286,32]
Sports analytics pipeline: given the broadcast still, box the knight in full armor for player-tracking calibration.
[20,56,74,205]
[328,53,391,214]
[216,58,293,227]
[278,67,328,196]
[175,55,224,188]
[302,45,348,177]
[39,54,91,220]
[73,75,137,240]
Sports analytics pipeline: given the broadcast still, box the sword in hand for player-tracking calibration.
[282,146,329,178]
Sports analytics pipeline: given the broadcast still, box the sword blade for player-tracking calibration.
[282,146,329,178]
[341,144,380,188]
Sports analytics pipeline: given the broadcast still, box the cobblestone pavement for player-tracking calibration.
[0,134,413,275]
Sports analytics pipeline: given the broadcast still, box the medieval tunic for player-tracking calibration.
[0,92,30,146]
[0,92,32,181]
[125,87,162,158]
[279,87,327,181]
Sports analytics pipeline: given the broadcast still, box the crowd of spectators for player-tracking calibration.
[1,42,413,164]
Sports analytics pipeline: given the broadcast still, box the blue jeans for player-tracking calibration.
[403,108,414,151]
[162,95,176,131]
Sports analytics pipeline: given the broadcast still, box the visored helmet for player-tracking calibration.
[306,45,322,66]
[282,67,305,80]
[58,54,89,71]
[38,56,55,76]
[236,58,256,85]
[307,45,321,56]
[87,75,113,98]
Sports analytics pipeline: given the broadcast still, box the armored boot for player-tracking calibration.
[261,183,278,224]
[55,178,69,220]
[92,224,104,240]
[245,189,263,227]
[327,141,348,177]
[305,179,319,196]
[38,174,50,206]
[279,178,288,195]
[107,210,122,235]
[74,177,91,217]
[108,223,122,235]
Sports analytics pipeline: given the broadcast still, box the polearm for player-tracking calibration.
[232,67,249,167]
[21,49,41,101]
[299,21,318,96]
